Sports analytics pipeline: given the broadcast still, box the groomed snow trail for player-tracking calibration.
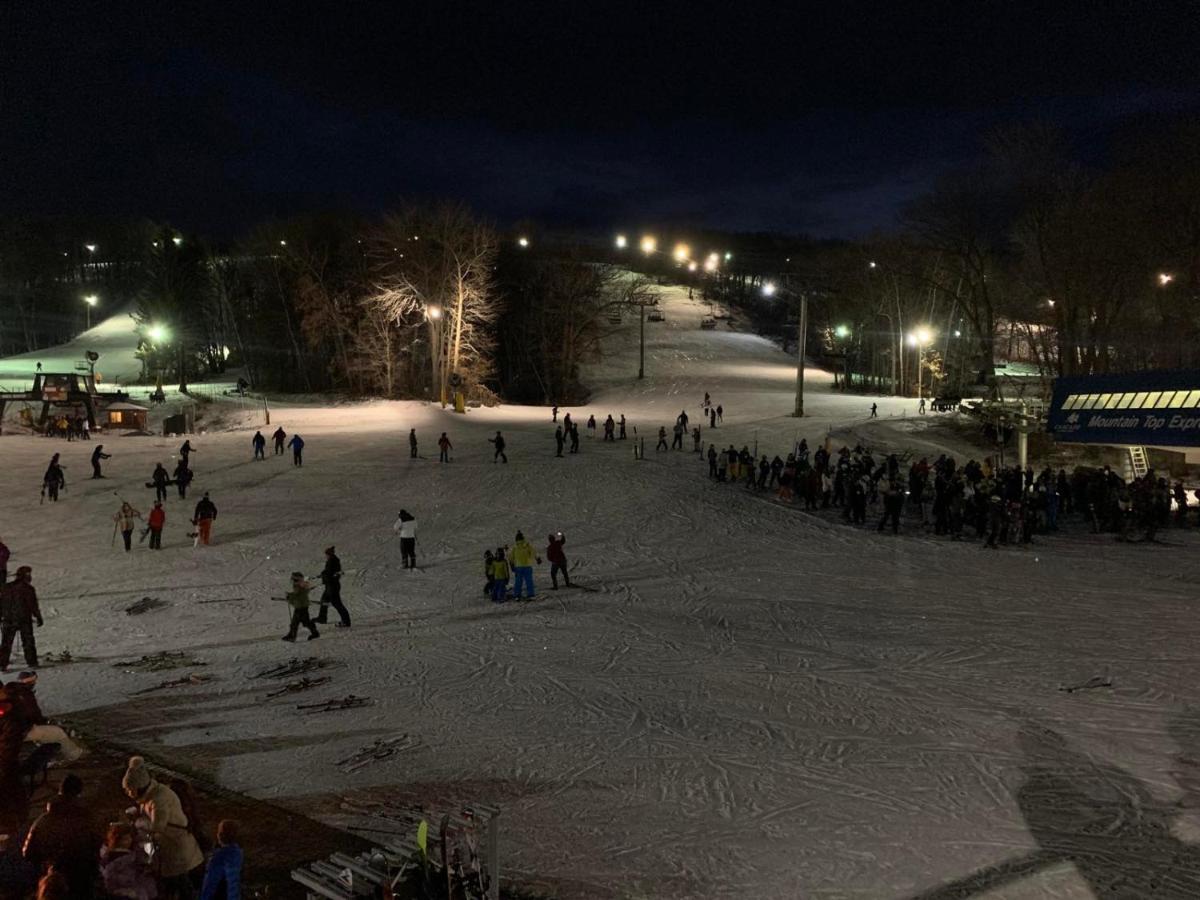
[3,286,1200,899]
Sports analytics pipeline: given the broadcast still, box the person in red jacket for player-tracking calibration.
[147,502,166,550]
[546,532,571,589]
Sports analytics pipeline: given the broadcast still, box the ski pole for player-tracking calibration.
[110,519,119,548]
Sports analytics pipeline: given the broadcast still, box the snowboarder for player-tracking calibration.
[489,549,510,603]
[252,431,266,460]
[393,509,417,569]
[555,426,565,457]
[42,454,65,503]
[287,433,304,466]
[147,502,165,550]
[716,404,723,423]
[437,432,452,462]
[546,532,571,589]
[552,405,559,423]
[409,428,418,459]
[586,415,596,438]
[489,431,507,463]
[281,573,319,641]
[113,502,141,552]
[192,492,217,546]
[272,427,287,455]
[569,422,580,453]
[0,565,41,670]
[510,532,539,600]
[173,462,192,499]
[179,440,194,467]
[313,546,350,628]
[619,414,627,439]
[656,427,668,452]
[604,415,615,441]
[91,444,111,479]
[870,402,878,418]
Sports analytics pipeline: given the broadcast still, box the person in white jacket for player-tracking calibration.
[392,509,417,569]
[121,756,204,893]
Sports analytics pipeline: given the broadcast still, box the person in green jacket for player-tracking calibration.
[282,572,320,641]
[510,532,540,600]
[490,549,510,603]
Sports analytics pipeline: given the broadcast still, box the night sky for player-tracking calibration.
[4,2,1200,238]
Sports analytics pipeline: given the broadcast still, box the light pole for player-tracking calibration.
[908,327,933,400]
[764,280,808,417]
[426,306,444,403]
[83,294,98,330]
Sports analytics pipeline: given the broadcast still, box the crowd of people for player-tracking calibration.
[42,416,90,442]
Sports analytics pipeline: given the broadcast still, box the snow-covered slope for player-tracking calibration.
[2,285,1199,899]
[0,311,143,392]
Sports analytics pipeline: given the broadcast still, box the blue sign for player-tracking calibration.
[1048,370,1200,446]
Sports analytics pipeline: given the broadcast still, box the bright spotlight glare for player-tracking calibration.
[762,281,777,297]
[171,236,182,246]
[83,294,98,306]
[687,261,697,272]
[615,234,627,249]
[518,236,529,248]
[85,244,97,253]
[1158,272,1174,286]
[673,243,690,262]
[640,235,657,254]
[148,324,168,342]
[835,325,850,338]
[427,306,442,320]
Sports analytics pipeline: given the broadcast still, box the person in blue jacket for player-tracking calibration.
[200,819,243,900]
[251,431,266,460]
[287,434,305,467]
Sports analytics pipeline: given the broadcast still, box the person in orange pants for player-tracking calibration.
[192,492,217,546]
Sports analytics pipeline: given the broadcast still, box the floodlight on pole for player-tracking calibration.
[1158,272,1174,286]
[868,260,877,269]
[148,324,168,343]
[724,252,732,261]
[835,325,850,338]
[83,294,98,330]
[171,236,182,246]
[85,244,97,254]
[615,234,627,249]
[640,235,656,255]
[518,236,529,248]
[673,243,690,262]
[703,255,717,272]
[687,261,697,272]
[762,281,777,297]
[426,306,442,320]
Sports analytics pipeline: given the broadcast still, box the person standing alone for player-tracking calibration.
[438,432,452,462]
[147,502,166,550]
[0,565,42,670]
[546,532,571,589]
[192,492,217,546]
[113,502,141,552]
[91,444,111,479]
[393,509,417,569]
[287,433,305,466]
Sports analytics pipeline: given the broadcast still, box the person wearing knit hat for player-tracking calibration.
[122,756,204,890]
[313,546,349,629]
[9,672,86,763]
[282,573,319,642]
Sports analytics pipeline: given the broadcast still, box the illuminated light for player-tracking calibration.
[152,241,159,248]
[687,261,697,272]
[426,306,442,320]
[147,324,168,342]
[673,243,690,262]
[909,327,933,347]
[869,260,877,269]
[85,244,97,253]
[1158,272,1174,286]
[640,235,657,254]
[703,255,718,272]
[615,234,628,249]
[83,294,98,306]
[1047,298,1055,307]
[172,236,182,246]
[954,330,962,337]
[279,240,287,247]
[724,252,732,261]
[518,236,529,248]
[762,281,777,297]
[835,325,850,338]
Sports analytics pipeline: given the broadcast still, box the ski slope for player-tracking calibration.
[2,286,1199,899]
[0,311,144,392]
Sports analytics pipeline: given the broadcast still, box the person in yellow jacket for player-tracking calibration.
[509,532,540,600]
[489,548,510,603]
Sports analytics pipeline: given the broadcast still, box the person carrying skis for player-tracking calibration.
[619,414,627,439]
[569,422,580,454]
[174,462,192,499]
[252,431,266,460]
[555,426,565,458]
[179,440,194,467]
[272,427,287,455]
[510,532,539,600]
[0,566,42,670]
[113,502,142,552]
[91,444,111,479]
[287,433,305,466]
[437,432,452,462]
[409,428,418,459]
[281,573,319,642]
[150,463,170,502]
[489,431,507,463]
[546,532,571,589]
[604,415,615,441]
[393,509,417,569]
[489,548,510,603]
[42,454,65,503]
[313,546,350,628]
[192,492,217,546]
[147,502,166,550]
[656,427,668,452]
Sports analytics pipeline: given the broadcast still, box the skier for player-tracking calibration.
[671,421,684,450]
[619,414,627,439]
[870,402,878,418]
[173,462,192,499]
[393,509,417,569]
[489,431,508,463]
[510,532,539,600]
[555,426,565,458]
[42,454,65,503]
[769,455,784,488]
[437,432,452,463]
[656,427,668,452]
[272,427,287,455]
[562,412,573,435]
[707,444,718,479]
[604,415,615,441]
[179,440,194,468]
[918,397,926,415]
[569,422,580,454]
[113,502,141,553]
[552,405,558,423]
[313,546,350,628]
[192,492,217,546]
[678,409,689,429]
[703,391,711,409]
[91,444,111,479]
[409,428,418,459]
[252,431,266,460]
[147,502,166,550]
[0,566,42,671]
[716,404,724,423]
[489,548,510,603]
[546,532,571,589]
[692,426,702,453]
[287,433,304,466]
[281,573,319,642]
[709,408,716,429]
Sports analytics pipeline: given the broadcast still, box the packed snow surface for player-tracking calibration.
[3,286,1200,899]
